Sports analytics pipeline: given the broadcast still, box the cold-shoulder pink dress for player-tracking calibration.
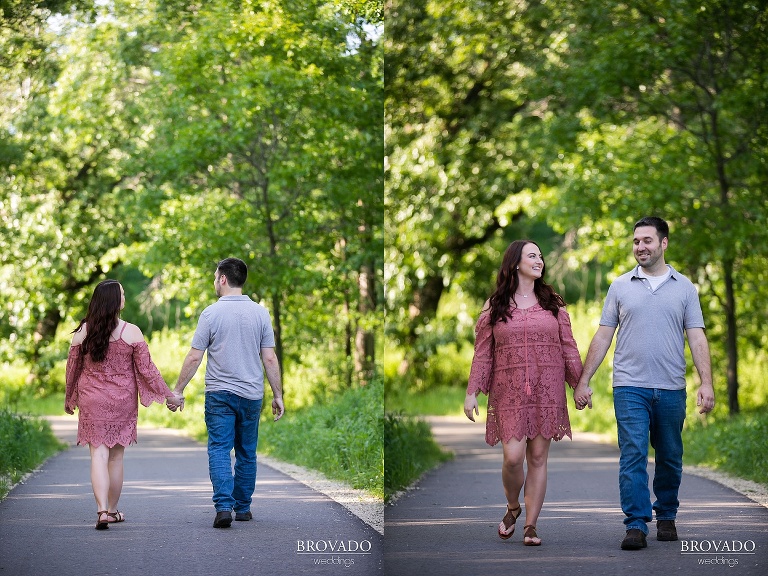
[64,323,173,447]
[466,304,583,446]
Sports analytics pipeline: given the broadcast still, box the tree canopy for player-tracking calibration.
[385,0,768,413]
[1,0,383,392]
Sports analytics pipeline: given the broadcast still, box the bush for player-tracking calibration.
[0,410,65,500]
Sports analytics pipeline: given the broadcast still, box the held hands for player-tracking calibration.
[166,392,185,412]
[272,397,285,422]
[464,393,479,422]
[573,382,593,410]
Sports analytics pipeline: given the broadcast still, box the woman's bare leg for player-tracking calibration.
[107,444,125,514]
[89,444,110,516]
[522,435,552,543]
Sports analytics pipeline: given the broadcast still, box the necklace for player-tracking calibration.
[516,291,533,298]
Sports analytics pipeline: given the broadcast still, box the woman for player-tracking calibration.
[64,280,181,529]
[464,240,585,546]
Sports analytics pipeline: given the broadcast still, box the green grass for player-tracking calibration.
[258,379,384,498]
[384,412,452,503]
[0,410,65,500]
[682,410,768,485]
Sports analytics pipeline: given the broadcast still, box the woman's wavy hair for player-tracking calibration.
[73,280,122,362]
[488,240,565,325]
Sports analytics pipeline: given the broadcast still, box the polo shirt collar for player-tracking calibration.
[630,264,678,280]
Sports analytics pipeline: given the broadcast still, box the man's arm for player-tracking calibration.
[686,327,715,414]
[573,325,616,409]
[261,347,284,421]
[168,348,205,411]
[579,325,617,384]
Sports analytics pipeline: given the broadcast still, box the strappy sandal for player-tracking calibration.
[96,510,109,530]
[107,510,125,523]
[523,524,542,546]
[498,504,522,540]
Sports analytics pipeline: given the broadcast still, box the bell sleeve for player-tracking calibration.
[466,309,495,396]
[64,345,83,413]
[132,341,174,407]
[557,308,584,388]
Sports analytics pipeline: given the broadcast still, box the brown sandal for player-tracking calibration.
[523,524,542,546]
[107,510,125,523]
[498,505,522,540]
[95,510,109,530]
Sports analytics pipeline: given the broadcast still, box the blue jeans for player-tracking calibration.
[613,387,686,535]
[204,392,263,513]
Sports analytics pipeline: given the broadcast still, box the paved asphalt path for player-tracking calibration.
[385,416,768,576]
[0,417,382,575]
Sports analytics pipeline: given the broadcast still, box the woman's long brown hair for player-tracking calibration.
[488,240,565,325]
[73,280,122,362]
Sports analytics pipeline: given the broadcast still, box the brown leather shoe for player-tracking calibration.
[657,520,678,541]
[621,529,647,550]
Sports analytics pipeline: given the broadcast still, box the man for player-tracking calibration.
[573,217,715,551]
[169,257,285,528]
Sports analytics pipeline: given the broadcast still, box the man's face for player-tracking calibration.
[633,226,667,269]
[214,270,222,297]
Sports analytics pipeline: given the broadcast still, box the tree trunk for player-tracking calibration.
[355,260,376,385]
[270,292,284,379]
[32,307,62,365]
[723,257,739,414]
[344,284,353,387]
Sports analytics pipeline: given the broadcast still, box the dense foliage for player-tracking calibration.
[385,0,768,414]
[1,0,383,396]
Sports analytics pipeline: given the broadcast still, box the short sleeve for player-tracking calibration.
[599,283,620,327]
[259,307,276,348]
[466,309,494,396]
[191,312,211,351]
[683,285,706,329]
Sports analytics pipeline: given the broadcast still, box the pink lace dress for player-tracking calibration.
[467,304,583,446]
[64,326,173,447]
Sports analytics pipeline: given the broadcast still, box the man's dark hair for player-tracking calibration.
[634,216,669,241]
[216,257,248,287]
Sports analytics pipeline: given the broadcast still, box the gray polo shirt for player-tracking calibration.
[600,265,705,390]
[191,295,276,400]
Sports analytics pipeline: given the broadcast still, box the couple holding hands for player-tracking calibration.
[464,217,715,550]
[64,258,284,530]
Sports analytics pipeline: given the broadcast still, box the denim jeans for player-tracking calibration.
[204,392,263,513]
[613,387,686,535]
